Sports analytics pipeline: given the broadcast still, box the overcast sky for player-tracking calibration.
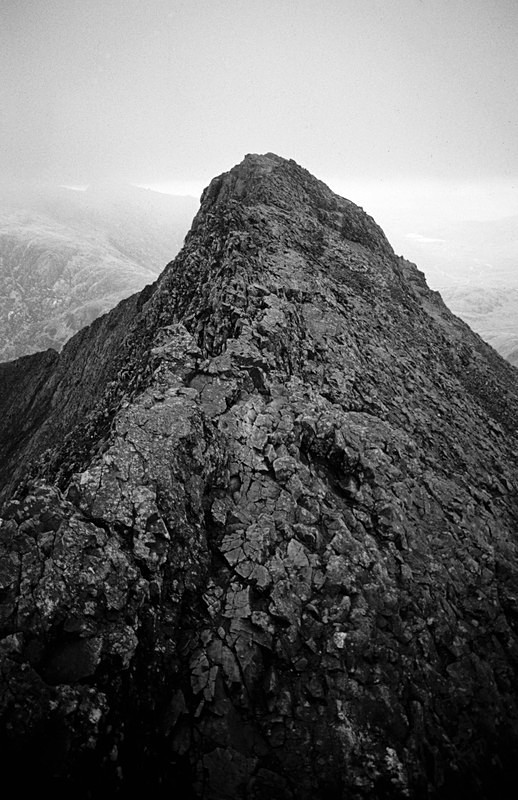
[2,0,518,251]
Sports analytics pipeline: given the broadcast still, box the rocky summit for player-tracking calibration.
[1,153,518,799]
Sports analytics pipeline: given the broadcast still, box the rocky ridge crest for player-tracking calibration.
[1,153,518,799]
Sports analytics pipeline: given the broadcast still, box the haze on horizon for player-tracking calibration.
[1,0,518,281]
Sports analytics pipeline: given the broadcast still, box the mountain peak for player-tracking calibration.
[200,151,305,206]
[195,152,394,258]
[1,155,518,798]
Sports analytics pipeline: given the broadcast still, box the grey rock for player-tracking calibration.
[0,153,518,799]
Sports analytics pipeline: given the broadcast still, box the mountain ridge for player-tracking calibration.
[1,153,518,799]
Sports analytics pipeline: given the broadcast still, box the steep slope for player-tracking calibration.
[1,153,518,800]
[0,184,198,360]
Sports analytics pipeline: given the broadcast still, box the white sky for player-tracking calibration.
[2,0,518,255]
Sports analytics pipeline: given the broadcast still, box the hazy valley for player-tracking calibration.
[0,184,198,361]
[386,215,518,368]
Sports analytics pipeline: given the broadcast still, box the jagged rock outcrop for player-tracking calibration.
[1,153,518,799]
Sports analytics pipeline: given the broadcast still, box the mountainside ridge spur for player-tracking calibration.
[1,153,518,799]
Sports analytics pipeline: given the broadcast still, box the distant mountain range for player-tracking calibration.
[394,215,518,290]
[389,215,518,368]
[0,183,199,361]
[438,285,518,368]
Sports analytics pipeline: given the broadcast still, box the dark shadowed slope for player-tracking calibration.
[1,153,518,799]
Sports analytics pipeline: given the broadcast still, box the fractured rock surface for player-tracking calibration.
[1,153,518,799]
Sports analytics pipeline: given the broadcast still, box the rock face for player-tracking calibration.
[1,153,518,799]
